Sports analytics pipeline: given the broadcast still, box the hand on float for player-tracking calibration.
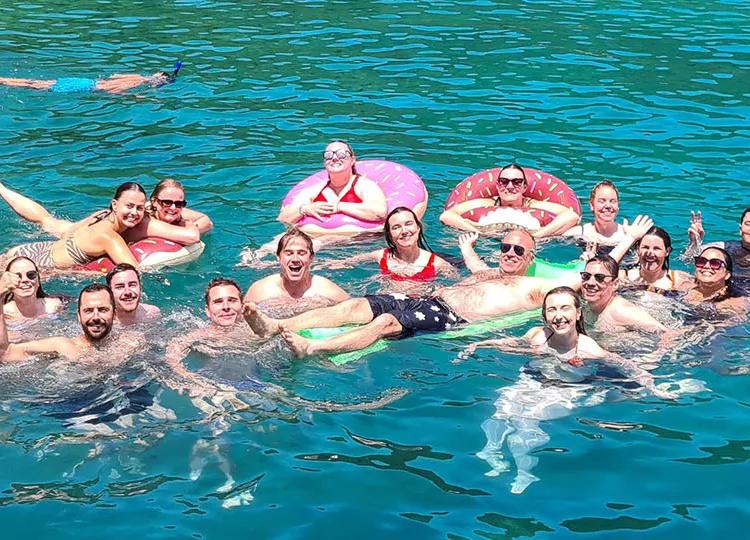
[0,271,20,294]
[623,215,654,242]
[458,231,479,251]
[688,210,704,246]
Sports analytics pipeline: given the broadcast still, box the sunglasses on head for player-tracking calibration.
[14,270,39,280]
[500,243,528,256]
[580,271,615,284]
[694,256,726,270]
[498,177,525,187]
[156,198,187,209]
[323,150,352,161]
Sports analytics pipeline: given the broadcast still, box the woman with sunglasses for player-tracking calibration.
[464,286,674,492]
[2,257,64,321]
[0,179,203,248]
[0,182,198,271]
[684,247,747,313]
[323,207,454,282]
[148,179,213,233]
[278,141,388,234]
[439,164,580,238]
[687,208,750,283]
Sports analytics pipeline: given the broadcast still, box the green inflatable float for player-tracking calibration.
[299,258,584,365]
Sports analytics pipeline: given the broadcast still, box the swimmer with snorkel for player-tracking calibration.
[0,61,182,94]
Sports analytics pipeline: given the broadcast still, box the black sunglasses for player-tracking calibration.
[15,270,39,280]
[498,177,525,187]
[580,271,615,284]
[156,198,187,209]
[500,243,527,256]
[694,256,726,271]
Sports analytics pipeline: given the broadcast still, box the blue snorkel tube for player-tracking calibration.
[155,61,182,85]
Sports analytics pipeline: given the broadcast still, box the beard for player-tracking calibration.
[82,319,113,341]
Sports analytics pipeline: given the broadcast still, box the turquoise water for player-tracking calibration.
[1,0,750,537]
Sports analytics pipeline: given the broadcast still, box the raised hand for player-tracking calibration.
[623,214,654,241]
[687,210,704,246]
[0,271,21,294]
[458,231,479,251]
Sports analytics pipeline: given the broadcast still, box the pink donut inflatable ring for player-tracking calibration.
[78,238,206,273]
[444,167,581,231]
[282,160,428,236]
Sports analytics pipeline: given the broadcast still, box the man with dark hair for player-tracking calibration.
[1,280,135,361]
[106,263,160,325]
[244,228,348,307]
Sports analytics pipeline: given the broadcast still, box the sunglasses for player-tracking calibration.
[498,177,525,188]
[156,198,187,209]
[14,270,39,280]
[694,256,726,270]
[580,271,616,284]
[323,150,352,161]
[500,243,528,256]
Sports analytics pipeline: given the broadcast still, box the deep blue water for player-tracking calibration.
[1,0,749,537]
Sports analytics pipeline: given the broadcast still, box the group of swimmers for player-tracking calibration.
[1,138,748,493]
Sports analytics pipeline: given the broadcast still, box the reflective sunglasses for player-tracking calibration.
[156,198,188,209]
[580,271,616,284]
[323,150,352,161]
[497,177,525,188]
[14,270,39,280]
[500,243,528,256]
[694,256,726,270]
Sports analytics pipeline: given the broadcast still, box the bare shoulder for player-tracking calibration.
[244,274,282,303]
[310,275,349,301]
[524,326,548,345]
[143,303,161,318]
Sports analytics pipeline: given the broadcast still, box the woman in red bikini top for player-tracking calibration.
[328,207,454,282]
[277,140,388,232]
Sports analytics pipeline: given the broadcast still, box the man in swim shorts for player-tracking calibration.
[1,281,141,362]
[244,229,349,307]
[106,263,161,325]
[243,232,582,357]
[458,229,536,275]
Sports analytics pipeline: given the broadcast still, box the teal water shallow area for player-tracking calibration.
[1,0,749,537]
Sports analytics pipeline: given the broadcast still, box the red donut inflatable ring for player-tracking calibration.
[78,238,205,273]
[444,167,581,231]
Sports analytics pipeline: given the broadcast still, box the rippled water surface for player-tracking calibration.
[1,0,749,537]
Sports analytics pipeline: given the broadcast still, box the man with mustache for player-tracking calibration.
[1,280,119,361]
[106,263,160,325]
[244,228,348,306]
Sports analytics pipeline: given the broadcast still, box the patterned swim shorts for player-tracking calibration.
[365,293,466,338]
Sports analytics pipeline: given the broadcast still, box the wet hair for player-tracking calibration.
[276,228,315,257]
[741,207,750,223]
[638,226,672,270]
[589,180,619,204]
[699,246,734,292]
[90,182,147,226]
[586,254,620,278]
[498,163,527,183]
[204,277,242,306]
[3,256,50,303]
[77,283,115,313]
[153,62,182,87]
[328,140,358,175]
[150,178,185,202]
[106,263,141,286]
[384,207,432,253]
[542,286,587,336]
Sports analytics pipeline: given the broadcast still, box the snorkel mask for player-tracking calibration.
[153,61,183,86]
